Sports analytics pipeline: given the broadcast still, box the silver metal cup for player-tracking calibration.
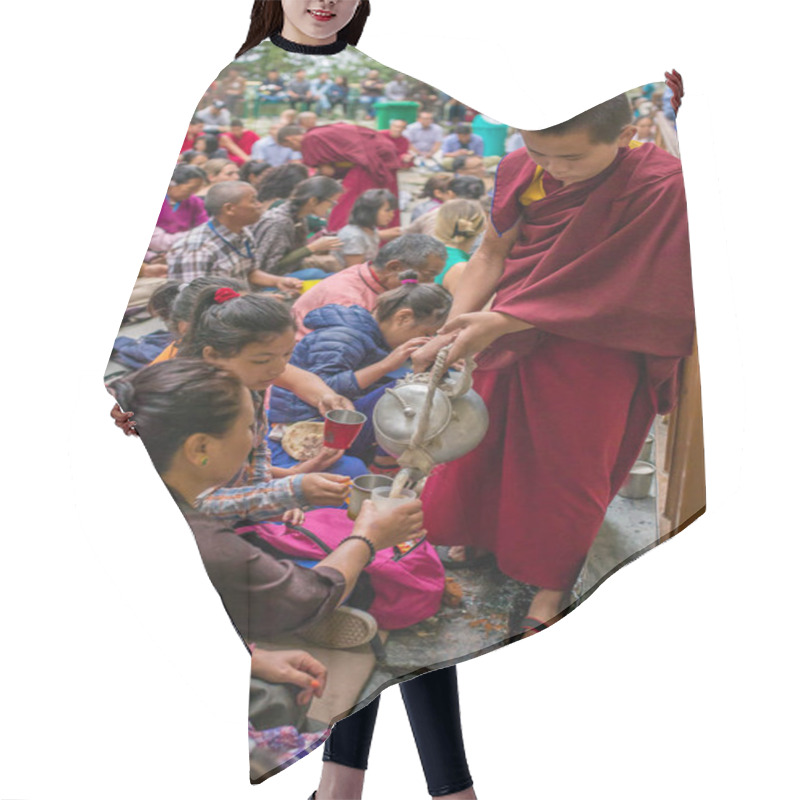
[347,474,394,520]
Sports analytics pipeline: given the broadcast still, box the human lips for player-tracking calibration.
[307,8,336,22]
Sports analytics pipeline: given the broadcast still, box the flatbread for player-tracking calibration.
[282,421,325,461]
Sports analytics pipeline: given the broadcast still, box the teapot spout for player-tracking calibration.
[398,448,436,476]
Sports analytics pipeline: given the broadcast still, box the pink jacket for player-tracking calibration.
[292,262,385,338]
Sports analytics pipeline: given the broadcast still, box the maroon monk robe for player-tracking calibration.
[381,129,411,160]
[421,143,696,591]
[301,123,402,231]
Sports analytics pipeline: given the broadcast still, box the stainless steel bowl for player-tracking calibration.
[618,460,656,499]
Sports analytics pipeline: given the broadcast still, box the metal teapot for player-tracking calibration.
[373,349,489,473]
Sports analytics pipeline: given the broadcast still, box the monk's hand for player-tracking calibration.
[410,331,460,373]
[316,391,355,416]
[439,311,517,367]
[301,473,351,507]
[282,508,306,526]
[250,649,327,704]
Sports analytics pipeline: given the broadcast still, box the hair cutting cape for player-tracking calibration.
[104,34,702,784]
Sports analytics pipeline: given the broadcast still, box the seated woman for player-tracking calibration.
[450,154,488,179]
[118,276,363,480]
[239,158,273,188]
[269,278,451,471]
[432,199,486,294]
[335,189,403,269]
[147,164,208,262]
[181,284,369,483]
[194,132,230,160]
[179,149,208,167]
[409,174,455,223]
[194,158,240,198]
[404,175,485,238]
[112,357,429,782]
[148,276,245,363]
[110,357,425,646]
[251,176,344,282]
[129,164,208,309]
[257,163,310,211]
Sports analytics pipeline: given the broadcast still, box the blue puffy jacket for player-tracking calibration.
[270,304,391,423]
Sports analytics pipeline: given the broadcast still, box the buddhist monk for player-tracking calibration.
[412,93,696,635]
[300,122,402,231]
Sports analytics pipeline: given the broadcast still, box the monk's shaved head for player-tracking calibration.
[532,94,633,144]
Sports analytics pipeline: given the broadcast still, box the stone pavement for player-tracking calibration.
[358,488,657,701]
[104,133,660,698]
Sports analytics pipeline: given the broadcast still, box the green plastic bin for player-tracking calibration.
[472,114,509,157]
[374,101,420,130]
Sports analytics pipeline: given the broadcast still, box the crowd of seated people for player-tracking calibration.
[109,69,680,770]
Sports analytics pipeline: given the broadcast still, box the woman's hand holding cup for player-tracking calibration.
[353,498,425,551]
[301,473,351,506]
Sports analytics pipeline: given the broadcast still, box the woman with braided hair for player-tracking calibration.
[431,199,486,294]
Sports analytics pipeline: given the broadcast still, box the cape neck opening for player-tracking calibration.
[269,32,348,55]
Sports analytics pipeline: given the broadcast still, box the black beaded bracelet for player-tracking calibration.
[340,535,376,565]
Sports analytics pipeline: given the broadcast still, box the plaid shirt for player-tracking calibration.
[167,219,256,284]
[197,390,308,523]
[251,203,308,276]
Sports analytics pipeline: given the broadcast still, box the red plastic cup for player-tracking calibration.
[324,409,367,450]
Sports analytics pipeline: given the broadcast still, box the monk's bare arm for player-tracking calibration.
[448,220,520,319]
[411,221,522,371]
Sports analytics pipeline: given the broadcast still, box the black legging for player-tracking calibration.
[323,665,473,797]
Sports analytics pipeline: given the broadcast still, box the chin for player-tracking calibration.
[303,28,336,40]
[302,16,338,36]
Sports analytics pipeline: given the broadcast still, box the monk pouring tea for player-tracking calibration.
[413,91,696,636]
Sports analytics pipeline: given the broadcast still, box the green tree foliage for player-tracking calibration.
[213,42,400,87]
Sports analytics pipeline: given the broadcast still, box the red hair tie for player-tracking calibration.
[401,278,418,285]
[214,288,240,304]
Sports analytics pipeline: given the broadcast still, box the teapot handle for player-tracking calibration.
[385,387,417,418]
[448,355,478,398]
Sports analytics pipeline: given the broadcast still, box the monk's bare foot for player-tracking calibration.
[527,588,570,625]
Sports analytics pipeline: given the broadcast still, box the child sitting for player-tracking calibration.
[335,189,403,269]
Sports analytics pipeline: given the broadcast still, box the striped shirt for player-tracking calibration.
[197,390,308,523]
[251,203,308,275]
